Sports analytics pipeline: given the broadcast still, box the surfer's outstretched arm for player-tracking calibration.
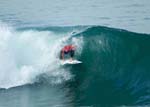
[61,51,64,60]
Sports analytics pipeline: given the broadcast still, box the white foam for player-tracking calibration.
[0,23,79,89]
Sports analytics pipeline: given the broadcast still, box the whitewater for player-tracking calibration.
[0,22,84,89]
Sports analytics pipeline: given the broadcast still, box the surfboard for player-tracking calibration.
[60,59,82,65]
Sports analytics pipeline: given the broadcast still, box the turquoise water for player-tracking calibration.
[0,0,150,107]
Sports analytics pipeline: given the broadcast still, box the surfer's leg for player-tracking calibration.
[70,50,75,61]
[61,51,69,60]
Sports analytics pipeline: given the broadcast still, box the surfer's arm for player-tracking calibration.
[61,50,64,60]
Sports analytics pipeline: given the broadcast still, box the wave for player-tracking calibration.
[1,22,150,106]
[68,26,150,106]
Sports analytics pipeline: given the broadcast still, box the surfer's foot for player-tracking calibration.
[70,58,73,62]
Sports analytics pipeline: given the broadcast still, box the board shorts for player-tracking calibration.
[64,50,75,57]
[60,50,75,59]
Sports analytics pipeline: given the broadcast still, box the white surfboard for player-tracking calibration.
[60,59,82,65]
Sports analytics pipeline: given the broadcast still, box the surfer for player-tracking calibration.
[60,45,75,61]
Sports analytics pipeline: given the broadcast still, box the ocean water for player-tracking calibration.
[0,0,150,107]
[0,0,150,33]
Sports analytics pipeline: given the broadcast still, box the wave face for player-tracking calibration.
[0,22,150,106]
[68,26,150,106]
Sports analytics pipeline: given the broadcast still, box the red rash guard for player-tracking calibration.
[62,45,75,52]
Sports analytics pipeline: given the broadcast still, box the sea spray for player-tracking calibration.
[0,23,84,89]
